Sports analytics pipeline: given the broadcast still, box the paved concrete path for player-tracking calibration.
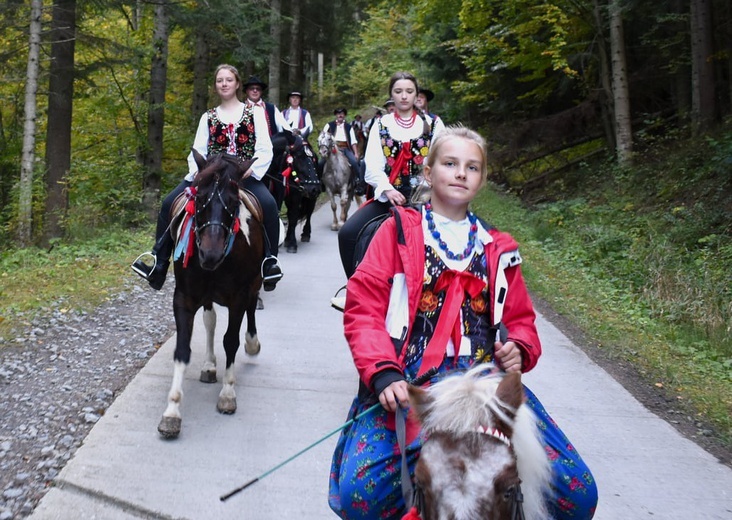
[30,202,732,520]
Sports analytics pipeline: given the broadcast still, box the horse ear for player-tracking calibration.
[238,157,257,177]
[408,385,434,422]
[191,148,206,171]
[495,372,524,411]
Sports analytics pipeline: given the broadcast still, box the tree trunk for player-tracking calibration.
[690,0,716,132]
[44,0,77,244]
[592,0,616,151]
[191,30,209,128]
[268,0,282,106]
[288,0,302,91]
[143,0,169,218]
[18,0,43,246]
[609,0,633,166]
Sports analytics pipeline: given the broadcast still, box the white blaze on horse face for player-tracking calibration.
[421,440,514,520]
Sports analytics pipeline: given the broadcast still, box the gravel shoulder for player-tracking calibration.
[1,281,729,519]
[0,282,175,520]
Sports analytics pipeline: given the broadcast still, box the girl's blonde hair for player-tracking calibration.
[213,64,243,100]
[425,125,488,181]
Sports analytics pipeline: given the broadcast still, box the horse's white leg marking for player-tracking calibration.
[244,330,261,356]
[329,193,339,230]
[200,308,217,382]
[163,359,186,419]
[217,364,237,414]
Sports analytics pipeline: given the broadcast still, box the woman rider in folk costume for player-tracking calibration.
[336,72,446,280]
[329,126,598,519]
[132,65,284,292]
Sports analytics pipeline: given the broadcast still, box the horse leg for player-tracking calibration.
[217,303,246,414]
[158,304,196,439]
[244,294,261,356]
[199,306,217,383]
[339,186,350,228]
[285,194,299,253]
[329,193,339,231]
[300,197,315,242]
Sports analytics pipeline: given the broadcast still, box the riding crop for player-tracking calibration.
[219,367,438,502]
[219,402,380,501]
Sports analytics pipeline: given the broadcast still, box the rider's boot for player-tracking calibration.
[353,162,366,196]
[131,233,174,291]
[261,256,283,292]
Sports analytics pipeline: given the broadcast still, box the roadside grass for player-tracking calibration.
[0,226,153,342]
[472,183,732,448]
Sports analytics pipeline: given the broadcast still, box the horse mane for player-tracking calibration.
[194,154,242,187]
[418,364,552,520]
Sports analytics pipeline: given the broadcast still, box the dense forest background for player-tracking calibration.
[1,0,730,442]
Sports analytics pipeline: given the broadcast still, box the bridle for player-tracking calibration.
[407,425,526,520]
[194,175,240,260]
[264,139,319,195]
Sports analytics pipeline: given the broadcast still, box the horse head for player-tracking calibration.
[318,130,334,158]
[191,150,256,270]
[407,365,551,520]
[283,132,321,198]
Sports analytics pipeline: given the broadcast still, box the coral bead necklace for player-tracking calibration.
[425,202,478,261]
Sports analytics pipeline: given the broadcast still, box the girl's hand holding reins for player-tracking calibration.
[379,380,410,412]
[494,341,523,373]
[384,188,406,206]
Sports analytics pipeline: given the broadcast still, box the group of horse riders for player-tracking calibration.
[131,65,439,297]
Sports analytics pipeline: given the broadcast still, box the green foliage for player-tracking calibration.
[471,123,732,444]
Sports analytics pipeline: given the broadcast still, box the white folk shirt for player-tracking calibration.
[323,122,357,144]
[284,107,313,135]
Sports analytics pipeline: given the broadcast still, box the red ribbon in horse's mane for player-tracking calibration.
[281,166,293,196]
[389,142,413,184]
[401,507,421,520]
[181,186,197,268]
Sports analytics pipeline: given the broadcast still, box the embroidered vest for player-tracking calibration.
[206,107,256,160]
[404,246,492,374]
[379,118,436,197]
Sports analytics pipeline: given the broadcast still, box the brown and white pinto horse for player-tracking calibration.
[407,365,552,520]
[157,151,264,439]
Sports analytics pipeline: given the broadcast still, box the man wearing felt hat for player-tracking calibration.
[282,90,313,140]
[416,87,440,121]
[320,108,365,195]
[383,98,396,114]
[243,75,291,137]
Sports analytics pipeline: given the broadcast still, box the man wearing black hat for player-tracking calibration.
[320,108,365,195]
[243,76,291,136]
[240,75,291,289]
[416,88,439,121]
[282,91,313,139]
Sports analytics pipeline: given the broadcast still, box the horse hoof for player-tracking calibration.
[217,397,237,414]
[257,296,264,310]
[300,235,310,242]
[245,337,261,356]
[199,370,217,383]
[331,224,338,231]
[158,416,181,439]
[286,245,297,253]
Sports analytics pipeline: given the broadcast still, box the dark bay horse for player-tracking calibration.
[157,151,264,439]
[407,365,552,520]
[267,132,321,253]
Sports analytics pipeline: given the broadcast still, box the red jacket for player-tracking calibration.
[343,206,541,395]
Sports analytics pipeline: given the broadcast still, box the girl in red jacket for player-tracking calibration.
[328,126,597,519]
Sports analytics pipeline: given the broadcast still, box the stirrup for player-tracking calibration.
[330,285,346,312]
[131,251,157,279]
[261,256,283,292]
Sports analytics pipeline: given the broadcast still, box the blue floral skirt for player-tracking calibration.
[328,360,598,519]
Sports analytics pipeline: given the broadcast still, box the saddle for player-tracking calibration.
[169,188,263,243]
